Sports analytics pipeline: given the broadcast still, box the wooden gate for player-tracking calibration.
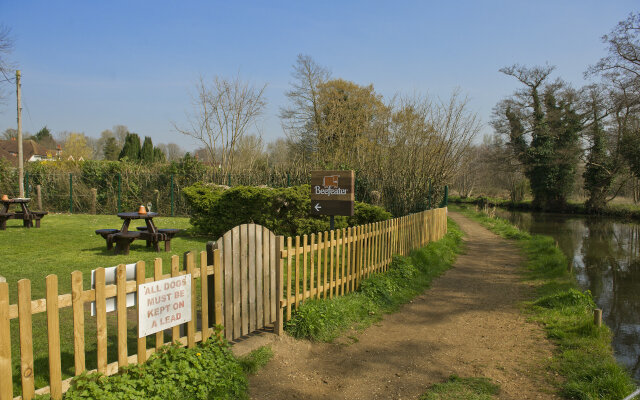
[214,224,278,340]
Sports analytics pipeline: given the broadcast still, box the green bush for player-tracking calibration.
[182,183,392,237]
[60,335,247,400]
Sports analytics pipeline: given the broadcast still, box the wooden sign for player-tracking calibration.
[138,274,192,337]
[310,170,355,216]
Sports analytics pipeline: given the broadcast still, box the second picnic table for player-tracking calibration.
[0,197,47,230]
[95,212,180,255]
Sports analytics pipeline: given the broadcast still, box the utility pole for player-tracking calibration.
[16,70,24,198]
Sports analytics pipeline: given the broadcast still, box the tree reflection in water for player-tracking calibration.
[496,210,640,381]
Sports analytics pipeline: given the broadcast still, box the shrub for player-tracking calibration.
[60,335,247,400]
[182,183,392,237]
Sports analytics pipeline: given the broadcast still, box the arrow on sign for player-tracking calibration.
[314,203,322,212]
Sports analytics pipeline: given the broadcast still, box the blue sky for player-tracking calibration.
[0,1,637,151]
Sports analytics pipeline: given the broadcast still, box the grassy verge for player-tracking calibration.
[452,204,636,399]
[419,375,500,400]
[284,219,463,342]
[449,195,640,220]
[238,346,274,375]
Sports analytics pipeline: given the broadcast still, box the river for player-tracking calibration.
[494,209,640,381]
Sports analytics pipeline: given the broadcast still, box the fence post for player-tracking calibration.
[354,177,358,201]
[69,173,73,213]
[440,185,448,208]
[275,236,284,335]
[154,189,160,214]
[206,241,217,330]
[117,173,122,213]
[91,188,97,214]
[170,174,175,217]
[36,184,42,211]
[25,171,29,198]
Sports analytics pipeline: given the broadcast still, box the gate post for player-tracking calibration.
[275,236,284,335]
[206,241,217,330]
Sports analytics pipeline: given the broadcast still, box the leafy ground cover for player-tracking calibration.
[38,331,248,400]
[284,219,463,342]
[451,204,636,399]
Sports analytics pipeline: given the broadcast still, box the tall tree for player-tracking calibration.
[175,74,267,175]
[33,126,57,149]
[588,13,640,181]
[63,133,92,160]
[140,136,154,164]
[494,65,583,210]
[103,137,120,160]
[1,128,17,140]
[316,79,388,167]
[280,54,331,162]
[118,132,141,161]
[582,86,615,211]
[153,147,166,163]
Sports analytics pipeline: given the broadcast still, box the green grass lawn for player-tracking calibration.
[0,213,211,301]
[0,213,215,396]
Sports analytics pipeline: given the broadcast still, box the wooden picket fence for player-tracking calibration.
[0,207,447,400]
[273,207,447,332]
[0,250,224,400]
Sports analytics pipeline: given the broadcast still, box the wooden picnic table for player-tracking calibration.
[95,212,180,255]
[0,197,47,230]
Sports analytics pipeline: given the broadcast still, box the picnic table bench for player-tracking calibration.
[0,198,47,229]
[95,212,181,255]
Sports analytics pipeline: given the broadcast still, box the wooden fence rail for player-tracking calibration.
[1,250,223,400]
[0,207,447,400]
[274,207,447,333]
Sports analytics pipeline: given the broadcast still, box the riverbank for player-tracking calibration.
[450,195,640,221]
[452,204,636,399]
[247,214,562,399]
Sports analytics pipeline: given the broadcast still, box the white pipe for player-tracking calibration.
[623,388,640,400]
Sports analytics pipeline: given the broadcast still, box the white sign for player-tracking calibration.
[90,263,137,316]
[138,274,192,338]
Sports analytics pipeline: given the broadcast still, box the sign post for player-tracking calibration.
[310,171,355,229]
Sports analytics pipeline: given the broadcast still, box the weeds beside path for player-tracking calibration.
[248,213,559,399]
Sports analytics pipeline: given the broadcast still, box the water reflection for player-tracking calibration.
[496,210,640,380]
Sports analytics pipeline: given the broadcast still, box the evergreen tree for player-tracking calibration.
[33,126,57,149]
[153,147,166,163]
[140,136,154,164]
[103,137,120,161]
[118,133,141,161]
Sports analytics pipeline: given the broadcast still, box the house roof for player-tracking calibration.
[0,139,54,166]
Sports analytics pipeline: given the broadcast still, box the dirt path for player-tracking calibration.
[245,212,559,399]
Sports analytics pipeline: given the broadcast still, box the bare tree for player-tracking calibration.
[156,143,185,161]
[280,55,331,163]
[175,75,267,175]
[112,125,129,147]
[588,12,640,82]
[0,25,15,105]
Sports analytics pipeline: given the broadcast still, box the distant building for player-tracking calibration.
[0,139,59,166]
